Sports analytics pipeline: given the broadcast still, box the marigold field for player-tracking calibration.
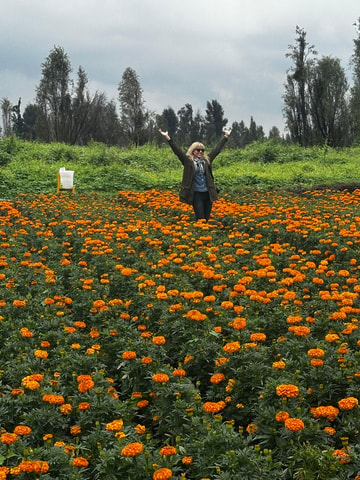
[1,188,360,479]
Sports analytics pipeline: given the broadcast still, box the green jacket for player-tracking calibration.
[168,135,229,205]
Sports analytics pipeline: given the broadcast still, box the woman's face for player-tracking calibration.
[193,147,204,158]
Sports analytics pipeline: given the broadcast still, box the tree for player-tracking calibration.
[11,98,25,138]
[36,45,72,142]
[118,67,147,146]
[204,99,227,144]
[283,26,316,145]
[177,103,193,145]
[350,18,360,143]
[158,107,178,138]
[307,56,350,146]
[1,98,13,137]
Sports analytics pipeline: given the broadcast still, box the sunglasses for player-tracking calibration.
[195,148,204,153]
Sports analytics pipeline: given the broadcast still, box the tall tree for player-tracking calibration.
[307,56,350,146]
[1,98,13,137]
[283,26,316,146]
[204,99,227,144]
[36,46,72,142]
[350,18,360,143]
[177,103,193,145]
[118,67,147,146]
[158,107,178,138]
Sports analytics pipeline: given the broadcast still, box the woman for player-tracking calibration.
[159,127,232,221]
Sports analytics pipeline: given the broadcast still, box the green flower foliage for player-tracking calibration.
[0,188,360,478]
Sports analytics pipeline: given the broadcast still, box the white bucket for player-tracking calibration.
[59,168,74,189]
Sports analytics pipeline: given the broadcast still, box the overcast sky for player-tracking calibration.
[1,0,360,134]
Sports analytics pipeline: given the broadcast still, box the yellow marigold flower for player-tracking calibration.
[223,341,240,353]
[338,396,358,410]
[152,373,170,383]
[284,417,305,432]
[72,456,89,467]
[121,442,143,457]
[13,425,31,435]
[275,411,290,422]
[276,384,299,398]
[153,467,173,480]
[210,373,226,384]
[0,432,18,444]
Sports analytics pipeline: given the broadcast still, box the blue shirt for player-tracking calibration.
[193,158,208,192]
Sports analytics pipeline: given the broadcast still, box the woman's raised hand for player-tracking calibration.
[223,127,232,137]
[158,129,170,140]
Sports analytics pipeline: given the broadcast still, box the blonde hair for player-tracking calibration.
[186,142,209,161]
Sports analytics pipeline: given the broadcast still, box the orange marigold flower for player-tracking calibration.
[284,418,305,432]
[332,448,350,464]
[250,332,266,342]
[203,401,226,413]
[13,299,26,307]
[153,467,173,480]
[172,368,186,376]
[310,358,324,367]
[182,456,193,464]
[276,384,299,398]
[311,405,339,421]
[70,425,81,436]
[338,396,358,410]
[160,446,177,456]
[122,350,137,360]
[13,425,31,435]
[152,373,170,383]
[275,411,290,422]
[121,442,143,457]
[59,404,72,415]
[152,336,166,345]
[43,394,65,405]
[142,356,153,364]
[210,373,226,384]
[246,423,258,434]
[223,341,240,353]
[233,317,246,330]
[288,325,311,337]
[324,427,336,435]
[137,399,149,408]
[34,349,48,359]
[78,402,90,410]
[272,360,286,369]
[0,432,18,444]
[134,424,146,434]
[183,309,207,321]
[106,419,123,431]
[325,333,340,343]
[72,456,89,467]
[307,348,325,358]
